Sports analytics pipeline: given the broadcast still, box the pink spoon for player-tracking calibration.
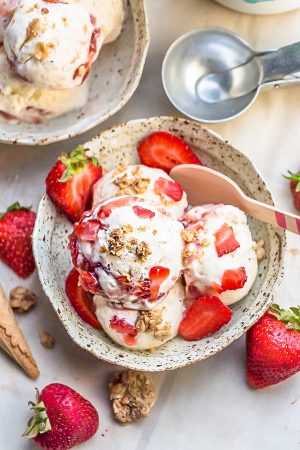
[170,164,300,235]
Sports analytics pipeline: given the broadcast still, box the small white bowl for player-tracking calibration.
[214,0,300,15]
[0,0,149,146]
[33,117,285,371]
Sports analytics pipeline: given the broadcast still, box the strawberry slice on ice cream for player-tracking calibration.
[214,223,240,257]
[154,177,183,201]
[149,266,170,301]
[138,131,202,173]
[179,295,232,341]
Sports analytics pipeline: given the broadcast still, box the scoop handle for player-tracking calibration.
[242,196,300,234]
[260,42,300,82]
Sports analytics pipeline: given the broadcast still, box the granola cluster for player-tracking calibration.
[9,287,36,314]
[108,370,157,424]
[114,166,151,196]
[136,308,171,341]
[254,239,265,261]
[106,227,152,262]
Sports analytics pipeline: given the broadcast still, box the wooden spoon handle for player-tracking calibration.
[244,197,300,234]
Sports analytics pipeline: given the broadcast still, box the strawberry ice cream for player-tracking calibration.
[182,204,258,305]
[4,0,103,89]
[78,0,124,44]
[94,280,185,350]
[0,46,89,123]
[69,196,184,309]
[92,163,188,219]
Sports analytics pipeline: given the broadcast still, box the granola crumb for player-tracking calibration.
[136,241,152,262]
[108,370,157,424]
[34,41,54,61]
[9,286,36,313]
[181,230,196,243]
[152,229,157,235]
[136,309,171,341]
[114,171,150,196]
[39,330,55,349]
[137,226,146,232]
[254,239,265,261]
[122,224,133,233]
[182,247,195,258]
[108,228,126,257]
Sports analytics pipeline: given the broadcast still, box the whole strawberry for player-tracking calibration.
[283,170,300,212]
[246,304,300,389]
[24,383,99,450]
[0,202,36,278]
[46,146,102,223]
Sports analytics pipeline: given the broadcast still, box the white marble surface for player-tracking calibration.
[0,1,300,449]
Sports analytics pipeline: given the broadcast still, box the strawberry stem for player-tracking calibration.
[283,171,300,192]
[0,202,32,219]
[269,304,300,331]
[23,389,51,439]
[59,146,100,183]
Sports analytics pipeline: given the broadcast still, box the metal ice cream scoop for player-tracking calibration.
[162,28,300,123]
[198,42,300,103]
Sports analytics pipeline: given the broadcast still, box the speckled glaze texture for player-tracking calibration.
[0,0,149,146]
[33,117,286,371]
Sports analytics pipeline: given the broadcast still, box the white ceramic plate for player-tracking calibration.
[33,117,285,371]
[0,0,149,146]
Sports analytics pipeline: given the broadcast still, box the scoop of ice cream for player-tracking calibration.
[92,163,188,220]
[78,0,124,44]
[69,195,184,309]
[94,280,185,350]
[4,0,103,89]
[182,204,258,305]
[0,46,88,123]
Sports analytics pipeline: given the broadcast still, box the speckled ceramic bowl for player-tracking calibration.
[0,0,149,146]
[33,117,285,371]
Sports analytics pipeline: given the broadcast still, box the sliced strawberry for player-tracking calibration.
[179,296,232,341]
[138,131,202,173]
[65,268,100,329]
[149,266,170,301]
[68,230,79,267]
[123,334,138,346]
[154,177,183,201]
[46,146,102,223]
[211,282,224,295]
[110,316,137,336]
[79,271,99,294]
[0,202,36,278]
[97,196,137,219]
[214,223,240,257]
[132,205,155,219]
[74,219,102,241]
[221,267,247,291]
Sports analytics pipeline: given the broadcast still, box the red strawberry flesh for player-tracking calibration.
[154,177,183,201]
[0,202,36,278]
[110,316,137,336]
[45,146,102,223]
[214,223,240,257]
[24,383,99,450]
[221,267,247,291]
[74,219,102,241]
[179,295,232,341]
[246,305,300,389]
[65,268,100,328]
[97,196,137,219]
[149,266,170,301]
[132,205,155,219]
[138,131,202,173]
